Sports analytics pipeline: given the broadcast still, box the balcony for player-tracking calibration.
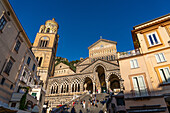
[118,48,141,59]
[20,76,27,83]
[31,85,46,93]
[10,92,38,104]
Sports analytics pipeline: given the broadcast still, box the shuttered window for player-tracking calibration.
[132,75,148,96]
[130,59,139,69]
[158,67,170,83]
[146,32,161,46]
[155,53,166,63]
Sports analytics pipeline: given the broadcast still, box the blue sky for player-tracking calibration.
[9,0,170,61]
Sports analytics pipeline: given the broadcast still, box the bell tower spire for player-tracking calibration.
[32,18,59,89]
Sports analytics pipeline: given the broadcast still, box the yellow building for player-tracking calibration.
[118,14,170,112]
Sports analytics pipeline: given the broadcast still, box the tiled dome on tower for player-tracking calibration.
[39,18,59,34]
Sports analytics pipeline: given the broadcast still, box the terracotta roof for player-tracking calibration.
[88,39,117,50]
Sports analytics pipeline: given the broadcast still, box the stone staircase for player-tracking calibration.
[68,93,109,113]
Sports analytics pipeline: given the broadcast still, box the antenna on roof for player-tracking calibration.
[100,36,102,39]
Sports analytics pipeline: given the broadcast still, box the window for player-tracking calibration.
[14,40,21,52]
[11,103,16,107]
[132,75,148,96]
[0,15,7,31]
[38,57,43,67]
[158,67,170,83]
[146,32,161,46]
[32,64,36,72]
[1,78,5,85]
[22,71,26,77]
[27,57,31,65]
[130,59,139,69]
[46,28,50,33]
[4,59,13,74]
[39,40,48,47]
[29,77,32,83]
[10,84,13,90]
[155,53,166,63]
[41,29,43,33]
[36,57,39,62]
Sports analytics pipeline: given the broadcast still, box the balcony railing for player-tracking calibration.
[118,48,141,59]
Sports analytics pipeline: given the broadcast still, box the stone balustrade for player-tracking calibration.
[118,48,141,59]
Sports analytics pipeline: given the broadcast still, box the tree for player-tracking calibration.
[19,87,29,110]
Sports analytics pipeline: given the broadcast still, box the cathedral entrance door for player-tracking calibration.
[84,77,93,93]
[96,66,107,93]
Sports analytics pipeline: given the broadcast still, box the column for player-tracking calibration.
[53,86,56,94]
[80,83,83,92]
[69,84,72,93]
[93,82,95,94]
[58,85,61,94]
[120,79,124,91]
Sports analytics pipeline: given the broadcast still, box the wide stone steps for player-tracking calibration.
[69,93,109,113]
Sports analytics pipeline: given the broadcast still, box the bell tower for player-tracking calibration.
[32,18,59,89]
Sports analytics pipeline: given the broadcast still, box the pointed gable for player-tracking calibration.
[76,57,90,73]
[88,39,117,50]
[88,39,118,61]
[80,59,119,74]
[54,62,75,77]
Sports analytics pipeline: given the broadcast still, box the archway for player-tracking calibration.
[96,66,106,93]
[108,74,120,91]
[84,77,93,93]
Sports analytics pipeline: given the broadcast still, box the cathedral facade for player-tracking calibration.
[45,38,123,108]
[31,18,124,111]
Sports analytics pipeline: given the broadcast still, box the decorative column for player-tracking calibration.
[93,82,95,94]
[53,86,56,94]
[80,83,83,92]
[70,84,72,93]
[107,81,110,93]
[58,85,61,94]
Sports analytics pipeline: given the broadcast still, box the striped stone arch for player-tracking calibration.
[106,72,121,82]
[50,79,60,86]
[61,77,71,84]
[71,77,82,84]
[93,63,107,73]
[49,79,60,94]
[82,75,94,83]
